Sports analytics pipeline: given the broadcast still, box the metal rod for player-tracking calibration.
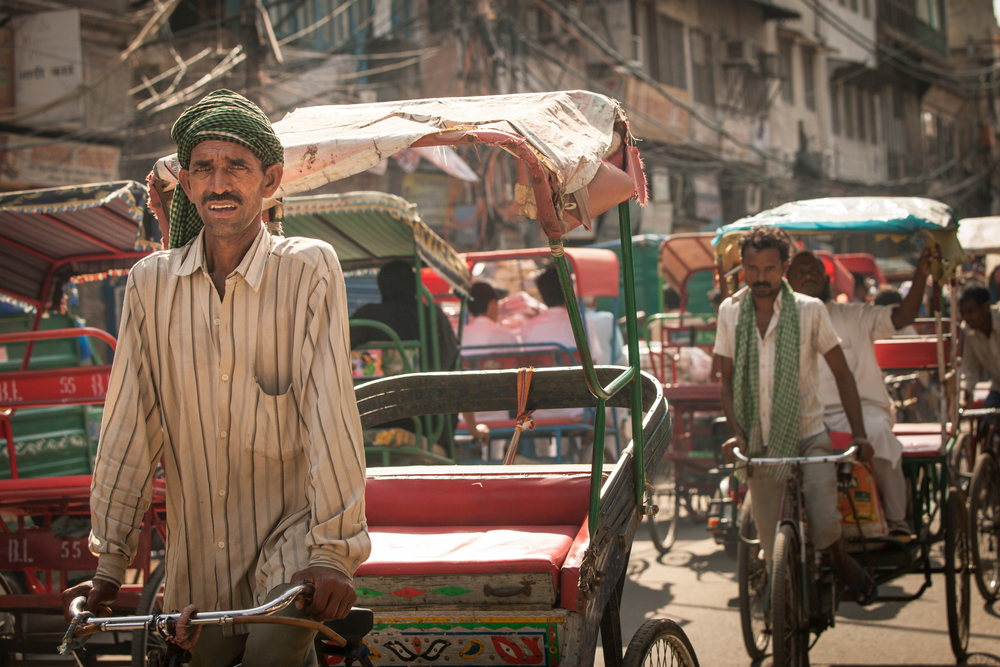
[617,202,645,512]
[732,447,857,466]
[589,399,607,539]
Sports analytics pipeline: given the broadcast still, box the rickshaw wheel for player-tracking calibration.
[944,488,971,662]
[621,618,700,667]
[771,525,809,667]
[970,451,1000,602]
[131,562,167,667]
[648,456,678,554]
[950,432,974,497]
[737,494,769,660]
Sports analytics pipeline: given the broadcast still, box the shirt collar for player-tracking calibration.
[173,224,272,292]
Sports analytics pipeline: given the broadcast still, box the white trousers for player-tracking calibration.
[824,405,906,522]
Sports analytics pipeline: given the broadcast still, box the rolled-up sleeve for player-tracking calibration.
[90,270,164,586]
[714,297,738,358]
[299,253,371,577]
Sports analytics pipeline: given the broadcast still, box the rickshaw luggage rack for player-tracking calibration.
[123,91,700,667]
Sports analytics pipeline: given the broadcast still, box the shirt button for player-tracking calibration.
[221,374,229,382]
[213,318,220,325]
[218,541,225,549]
[220,430,227,438]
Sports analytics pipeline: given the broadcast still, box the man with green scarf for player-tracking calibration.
[716,225,878,606]
[62,90,370,665]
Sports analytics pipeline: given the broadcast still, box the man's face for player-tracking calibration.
[178,140,283,241]
[960,299,992,334]
[786,253,828,299]
[742,246,788,299]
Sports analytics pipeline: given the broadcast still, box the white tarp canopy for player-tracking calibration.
[150,90,643,240]
[958,217,1000,254]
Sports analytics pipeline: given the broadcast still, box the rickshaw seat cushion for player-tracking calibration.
[892,422,952,436]
[897,433,943,458]
[873,338,949,369]
[356,525,577,585]
[365,473,590,527]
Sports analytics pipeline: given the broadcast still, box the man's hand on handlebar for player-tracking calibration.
[61,578,119,623]
[722,434,744,464]
[291,565,356,622]
[852,437,874,463]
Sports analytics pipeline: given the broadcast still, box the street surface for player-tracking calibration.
[597,516,1000,667]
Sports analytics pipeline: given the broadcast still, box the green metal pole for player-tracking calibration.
[617,202,646,513]
[548,240,637,401]
[589,399,607,539]
[414,253,428,373]
[455,295,468,370]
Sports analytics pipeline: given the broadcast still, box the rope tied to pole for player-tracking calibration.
[502,367,536,465]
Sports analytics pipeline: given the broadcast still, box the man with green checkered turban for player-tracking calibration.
[66,88,370,667]
[714,225,880,607]
[168,89,285,249]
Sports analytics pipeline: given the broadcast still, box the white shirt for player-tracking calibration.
[585,309,626,365]
[461,315,518,351]
[715,287,841,448]
[818,302,897,414]
[960,306,1000,393]
[521,306,605,364]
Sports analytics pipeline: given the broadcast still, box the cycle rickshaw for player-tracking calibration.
[713,197,970,663]
[63,90,701,667]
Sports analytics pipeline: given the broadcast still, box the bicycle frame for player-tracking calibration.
[733,446,857,627]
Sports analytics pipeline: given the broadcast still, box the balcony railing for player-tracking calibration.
[877,0,946,57]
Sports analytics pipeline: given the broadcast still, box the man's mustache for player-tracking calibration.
[203,192,243,206]
[752,282,771,288]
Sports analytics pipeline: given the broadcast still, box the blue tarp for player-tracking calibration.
[714,197,957,245]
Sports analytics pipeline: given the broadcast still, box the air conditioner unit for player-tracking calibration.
[723,38,759,69]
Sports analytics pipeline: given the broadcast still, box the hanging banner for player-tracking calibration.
[0,132,120,189]
[12,9,84,125]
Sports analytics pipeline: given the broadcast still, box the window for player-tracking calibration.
[831,83,841,135]
[779,38,793,104]
[862,0,871,18]
[857,89,866,141]
[893,85,905,119]
[802,47,816,111]
[868,92,878,143]
[844,86,855,138]
[649,13,687,89]
[690,30,715,105]
[849,0,859,11]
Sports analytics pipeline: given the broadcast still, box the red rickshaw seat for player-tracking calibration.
[898,433,944,458]
[874,338,949,369]
[892,423,952,436]
[362,470,594,602]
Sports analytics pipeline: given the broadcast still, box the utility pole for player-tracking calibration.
[241,0,265,105]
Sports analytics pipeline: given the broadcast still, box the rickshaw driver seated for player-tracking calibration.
[787,248,934,538]
[958,284,1000,411]
[61,90,371,667]
[717,226,879,606]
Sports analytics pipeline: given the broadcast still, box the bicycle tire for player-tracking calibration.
[621,618,700,667]
[648,455,678,554]
[737,494,769,660]
[945,487,971,662]
[771,524,809,667]
[131,562,167,667]
[970,451,1000,602]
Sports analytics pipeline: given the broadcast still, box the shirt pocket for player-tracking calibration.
[246,380,301,461]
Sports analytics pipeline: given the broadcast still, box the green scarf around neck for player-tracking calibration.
[733,278,800,481]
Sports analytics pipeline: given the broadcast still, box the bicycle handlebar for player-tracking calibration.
[732,446,858,467]
[960,407,998,418]
[68,584,346,646]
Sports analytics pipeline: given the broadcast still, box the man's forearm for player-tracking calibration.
[719,379,743,440]
[892,276,926,329]
[834,370,867,439]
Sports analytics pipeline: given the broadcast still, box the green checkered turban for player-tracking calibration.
[733,279,800,482]
[168,89,284,249]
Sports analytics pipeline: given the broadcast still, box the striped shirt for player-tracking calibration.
[89,224,370,615]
